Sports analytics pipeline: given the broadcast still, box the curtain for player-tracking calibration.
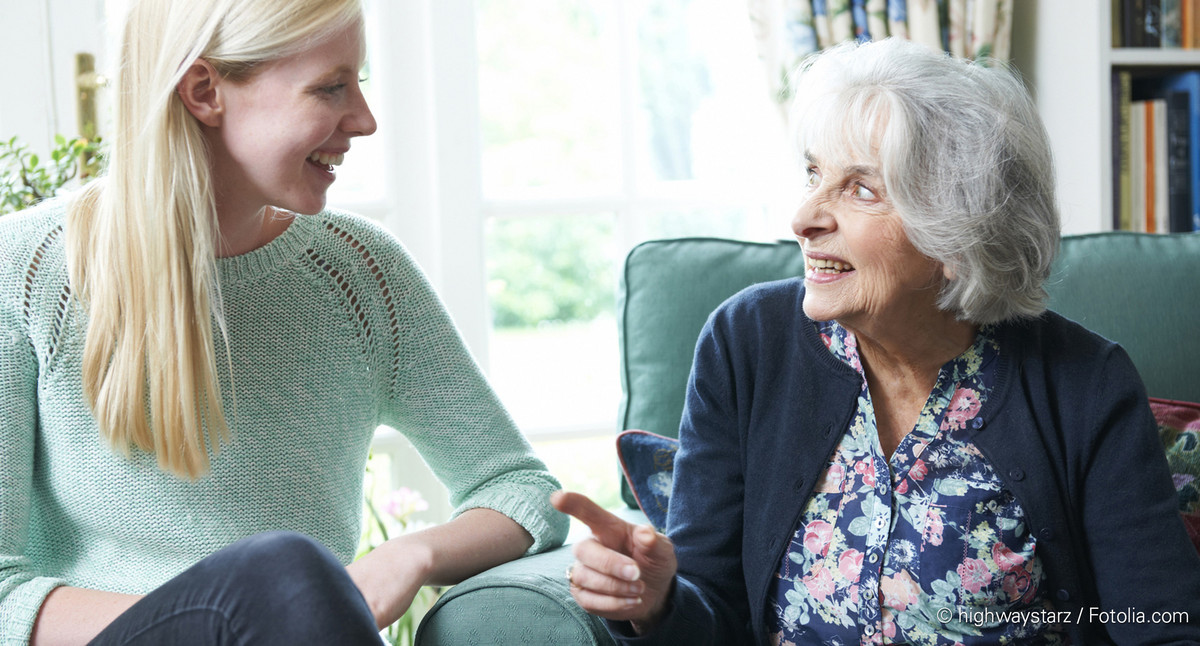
[748,0,1014,107]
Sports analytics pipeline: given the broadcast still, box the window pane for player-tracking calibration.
[485,214,620,432]
[640,206,786,243]
[476,0,622,198]
[533,435,622,511]
[633,0,794,195]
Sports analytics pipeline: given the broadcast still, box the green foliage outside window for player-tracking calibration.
[0,134,105,215]
[486,216,616,329]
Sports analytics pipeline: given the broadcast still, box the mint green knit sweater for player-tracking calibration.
[0,199,568,643]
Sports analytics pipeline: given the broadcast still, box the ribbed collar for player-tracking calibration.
[215,213,322,286]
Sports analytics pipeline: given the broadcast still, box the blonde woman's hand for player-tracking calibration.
[550,491,676,634]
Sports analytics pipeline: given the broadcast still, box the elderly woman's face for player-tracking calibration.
[792,148,943,331]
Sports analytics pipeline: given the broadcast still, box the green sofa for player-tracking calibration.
[415,232,1200,645]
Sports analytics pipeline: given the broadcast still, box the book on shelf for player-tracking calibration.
[1133,99,1165,233]
[1116,0,1200,47]
[1151,99,1168,233]
[1114,71,1134,231]
[1166,90,1193,232]
[1120,73,1200,232]
[1161,71,1200,231]
[1164,0,1183,47]
[1129,99,1146,231]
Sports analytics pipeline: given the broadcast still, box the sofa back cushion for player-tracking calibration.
[617,232,1200,508]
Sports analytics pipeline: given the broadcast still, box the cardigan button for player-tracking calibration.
[793,477,805,492]
[1008,468,1025,481]
[970,417,986,430]
[1056,589,1070,602]
[823,424,834,438]
[1039,527,1055,541]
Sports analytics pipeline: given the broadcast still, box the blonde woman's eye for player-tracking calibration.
[853,184,876,199]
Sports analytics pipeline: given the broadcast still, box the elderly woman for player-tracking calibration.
[552,38,1200,645]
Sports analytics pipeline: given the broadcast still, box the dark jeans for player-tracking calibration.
[89,531,381,645]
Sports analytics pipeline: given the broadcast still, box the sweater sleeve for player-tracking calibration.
[609,307,754,644]
[367,230,567,555]
[0,235,66,644]
[1076,345,1200,644]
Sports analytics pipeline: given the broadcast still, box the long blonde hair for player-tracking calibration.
[67,0,363,478]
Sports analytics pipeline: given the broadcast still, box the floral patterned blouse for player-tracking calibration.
[767,321,1066,645]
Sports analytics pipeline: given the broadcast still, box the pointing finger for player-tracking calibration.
[551,491,634,550]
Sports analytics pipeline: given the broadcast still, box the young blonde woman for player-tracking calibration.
[0,1,567,643]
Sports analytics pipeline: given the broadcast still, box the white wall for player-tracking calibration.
[1011,0,1109,234]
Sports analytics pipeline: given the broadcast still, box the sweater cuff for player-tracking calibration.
[0,576,66,646]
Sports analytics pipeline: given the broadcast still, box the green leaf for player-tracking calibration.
[934,479,969,497]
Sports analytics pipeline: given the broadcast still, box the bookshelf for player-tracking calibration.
[1011,1,1200,234]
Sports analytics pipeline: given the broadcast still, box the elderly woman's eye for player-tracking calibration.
[853,184,876,200]
[805,168,820,189]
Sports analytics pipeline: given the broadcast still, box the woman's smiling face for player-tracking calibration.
[207,19,377,217]
[791,146,945,332]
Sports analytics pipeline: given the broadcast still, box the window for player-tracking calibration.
[474,0,798,505]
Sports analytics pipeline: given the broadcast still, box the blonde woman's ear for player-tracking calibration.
[177,59,224,127]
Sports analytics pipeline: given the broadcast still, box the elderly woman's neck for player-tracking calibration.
[846,314,979,456]
[849,313,978,383]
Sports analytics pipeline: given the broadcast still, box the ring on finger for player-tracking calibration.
[566,564,578,588]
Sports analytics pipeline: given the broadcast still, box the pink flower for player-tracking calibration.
[817,463,846,492]
[854,459,877,487]
[910,458,928,481]
[880,570,920,611]
[383,486,429,522]
[802,520,834,556]
[957,558,993,594]
[992,542,1026,572]
[838,549,864,583]
[803,566,835,601]
[941,388,982,431]
[882,612,897,638]
[895,480,909,495]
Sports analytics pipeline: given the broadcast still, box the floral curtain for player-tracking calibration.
[747,0,1014,107]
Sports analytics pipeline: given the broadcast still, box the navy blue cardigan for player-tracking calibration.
[614,279,1200,645]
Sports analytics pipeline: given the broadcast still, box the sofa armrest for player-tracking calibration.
[415,545,616,645]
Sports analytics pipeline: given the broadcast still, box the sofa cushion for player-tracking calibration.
[617,238,806,507]
[1047,232,1200,403]
[1149,397,1200,554]
[616,430,678,532]
[1151,397,1200,514]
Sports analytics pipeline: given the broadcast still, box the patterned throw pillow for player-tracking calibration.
[616,430,678,532]
[1149,397,1200,554]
